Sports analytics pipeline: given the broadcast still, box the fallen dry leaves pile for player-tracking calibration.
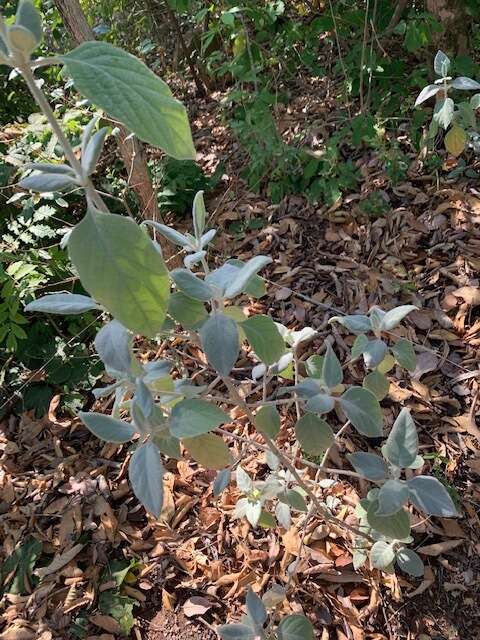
[1,82,480,640]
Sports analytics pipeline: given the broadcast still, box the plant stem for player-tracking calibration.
[18,60,108,213]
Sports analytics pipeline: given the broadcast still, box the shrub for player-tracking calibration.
[1,3,459,635]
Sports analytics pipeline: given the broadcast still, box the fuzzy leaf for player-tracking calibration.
[339,387,383,437]
[295,413,334,454]
[242,315,284,365]
[184,433,232,469]
[383,408,418,468]
[347,452,388,481]
[62,42,195,159]
[129,442,164,516]
[407,476,457,517]
[200,313,239,375]
[170,399,227,438]
[25,293,100,315]
[78,412,136,443]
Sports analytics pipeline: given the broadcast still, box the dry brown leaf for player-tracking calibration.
[417,539,464,556]
[89,615,120,634]
[183,596,212,617]
[35,544,84,578]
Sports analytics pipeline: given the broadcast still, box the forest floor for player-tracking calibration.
[1,79,480,640]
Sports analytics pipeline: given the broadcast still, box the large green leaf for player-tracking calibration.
[254,404,281,438]
[129,441,164,517]
[339,387,383,437]
[168,291,207,328]
[366,499,411,540]
[184,433,232,469]
[407,476,458,517]
[170,398,228,438]
[396,548,424,577]
[62,42,195,159]
[277,614,314,640]
[382,408,418,468]
[200,313,239,375]
[242,315,285,365]
[370,540,395,570]
[68,210,170,337]
[295,413,334,454]
[347,452,388,481]
[79,412,136,443]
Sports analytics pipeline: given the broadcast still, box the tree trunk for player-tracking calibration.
[426,0,469,55]
[53,0,162,225]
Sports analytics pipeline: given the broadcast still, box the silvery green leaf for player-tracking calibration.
[184,250,206,269]
[289,327,317,347]
[69,209,170,337]
[322,343,343,387]
[273,351,294,374]
[226,259,267,299]
[206,263,239,295]
[25,293,100,315]
[275,501,292,529]
[351,334,369,360]
[366,499,411,540]
[471,94,480,109]
[135,378,154,418]
[217,623,255,640]
[8,24,37,54]
[295,413,334,454]
[95,320,132,374]
[353,546,368,570]
[434,98,455,129]
[200,228,217,248]
[81,116,99,154]
[15,0,42,44]
[306,393,335,414]
[236,466,253,493]
[434,50,450,77]
[261,479,283,500]
[168,291,207,329]
[78,411,136,443]
[305,355,323,378]
[92,381,124,399]
[145,222,192,248]
[370,540,395,569]
[363,369,389,401]
[254,405,280,438]
[383,408,418,468]
[170,398,227,438]
[142,360,171,382]
[24,162,75,175]
[376,479,409,516]
[213,468,231,497]
[192,190,206,239]
[277,614,314,640]
[407,476,457,517]
[82,126,108,175]
[329,314,372,334]
[129,441,164,516]
[450,77,480,91]
[242,314,285,365]
[363,339,388,369]
[414,84,440,106]
[347,452,388,481]
[280,489,307,512]
[252,363,267,380]
[200,313,239,375]
[391,338,416,371]
[339,387,383,437]
[379,305,417,331]
[396,548,424,577]
[183,433,232,469]
[62,42,195,159]
[224,255,271,298]
[171,268,214,301]
[265,450,279,470]
[245,501,262,526]
[262,584,286,608]
[153,430,181,459]
[174,379,206,398]
[369,307,386,332]
[294,378,321,399]
[20,171,78,192]
[408,455,424,470]
[246,587,267,628]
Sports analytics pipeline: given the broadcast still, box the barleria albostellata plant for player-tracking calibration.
[2,3,458,637]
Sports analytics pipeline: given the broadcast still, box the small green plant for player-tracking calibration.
[2,3,460,636]
[415,50,480,157]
